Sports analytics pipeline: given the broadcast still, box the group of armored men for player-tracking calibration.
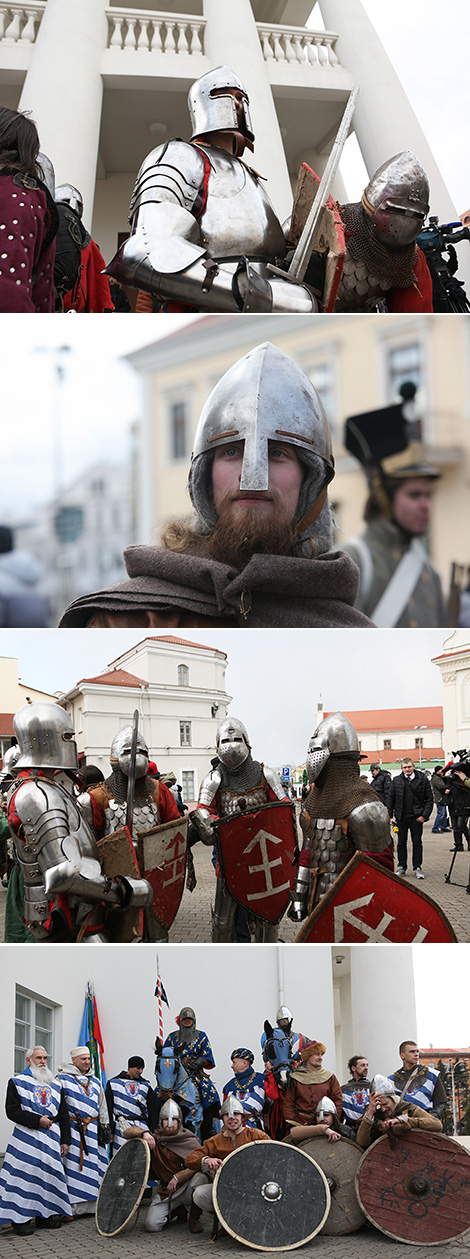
[2,698,402,944]
[0,1004,445,1236]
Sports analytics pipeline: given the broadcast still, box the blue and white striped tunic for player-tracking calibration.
[57,1072,108,1203]
[341,1082,370,1125]
[223,1073,266,1129]
[107,1077,151,1153]
[388,1066,440,1111]
[0,1073,71,1225]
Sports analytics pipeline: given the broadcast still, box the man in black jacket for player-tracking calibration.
[388,758,433,879]
[370,764,391,806]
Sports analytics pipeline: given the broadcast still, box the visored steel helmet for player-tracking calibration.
[306,712,359,783]
[13,702,78,771]
[363,152,429,249]
[220,1095,245,1119]
[1,744,21,776]
[110,725,149,779]
[216,718,250,770]
[55,183,84,218]
[315,1096,337,1121]
[188,66,254,142]
[179,1007,196,1023]
[159,1098,183,1129]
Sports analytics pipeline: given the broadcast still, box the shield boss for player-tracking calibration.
[298,1135,365,1234]
[213,1140,330,1251]
[356,1131,470,1244]
[96,1137,150,1236]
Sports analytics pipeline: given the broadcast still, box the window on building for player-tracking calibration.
[386,342,422,403]
[170,401,187,460]
[15,990,54,1074]
[179,721,191,747]
[415,737,423,748]
[182,770,195,801]
[305,360,336,432]
[178,664,189,687]
[383,739,392,749]
[77,706,83,734]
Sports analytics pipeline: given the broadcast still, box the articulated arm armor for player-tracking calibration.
[107,140,316,313]
[347,799,391,850]
[264,765,289,801]
[191,765,222,845]
[12,777,151,928]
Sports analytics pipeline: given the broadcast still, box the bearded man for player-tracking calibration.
[0,1046,71,1235]
[163,1007,220,1140]
[60,344,371,630]
[56,1047,111,1216]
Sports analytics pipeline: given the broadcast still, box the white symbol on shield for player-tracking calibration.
[333,892,428,943]
[162,833,186,887]
[243,829,290,901]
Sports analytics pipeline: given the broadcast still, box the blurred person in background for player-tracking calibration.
[0,525,50,626]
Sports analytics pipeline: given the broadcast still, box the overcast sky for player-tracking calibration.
[2,626,452,766]
[414,947,470,1048]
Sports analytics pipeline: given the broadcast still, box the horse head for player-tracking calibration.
[262,1020,292,1089]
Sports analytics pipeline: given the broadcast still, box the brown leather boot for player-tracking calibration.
[188,1203,204,1234]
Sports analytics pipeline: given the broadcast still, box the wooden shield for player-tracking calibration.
[356,1131,470,1245]
[296,853,457,943]
[290,163,346,312]
[216,801,297,924]
[96,825,144,942]
[96,1138,150,1237]
[136,814,188,930]
[298,1136,365,1235]
[213,1140,330,1251]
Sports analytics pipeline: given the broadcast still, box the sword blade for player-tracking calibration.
[125,709,139,837]
[289,85,359,282]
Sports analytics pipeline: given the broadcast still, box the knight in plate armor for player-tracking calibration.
[289,712,393,921]
[79,724,181,942]
[334,152,433,312]
[60,343,372,630]
[192,716,288,943]
[6,703,152,942]
[106,66,317,315]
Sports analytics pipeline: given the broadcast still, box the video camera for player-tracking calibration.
[445,750,470,783]
[417,218,470,313]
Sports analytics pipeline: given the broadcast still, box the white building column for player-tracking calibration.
[19,0,108,226]
[202,0,293,219]
[318,0,458,222]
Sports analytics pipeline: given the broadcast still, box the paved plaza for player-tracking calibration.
[1,821,469,943]
[0,1207,469,1259]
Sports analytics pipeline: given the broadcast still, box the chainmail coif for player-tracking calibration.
[340,202,418,288]
[105,767,156,806]
[218,756,265,792]
[305,754,382,820]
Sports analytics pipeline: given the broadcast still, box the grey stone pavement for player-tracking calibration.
[1,821,470,943]
[0,1209,469,1259]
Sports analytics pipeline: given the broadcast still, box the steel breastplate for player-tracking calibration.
[13,777,102,932]
[309,817,355,904]
[199,148,286,261]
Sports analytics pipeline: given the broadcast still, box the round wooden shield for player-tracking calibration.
[213,1140,330,1251]
[356,1131,470,1245]
[95,1137,150,1237]
[298,1135,365,1235]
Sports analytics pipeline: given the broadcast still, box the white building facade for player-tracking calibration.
[0,0,458,262]
[0,942,417,1153]
[59,633,231,801]
[433,631,470,758]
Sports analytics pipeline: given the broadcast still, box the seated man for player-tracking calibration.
[286,1096,344,1145]
[164,1007,220,1140]
[185,1095,270,1216]
[356,1075,442,1148]
[282,1040,343,1142]
[123,1099,207,1234]
[59,344,373,631]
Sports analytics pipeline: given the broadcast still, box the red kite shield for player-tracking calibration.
[216,801,297,924]
[295,853,457,944]
[136,814,188,930]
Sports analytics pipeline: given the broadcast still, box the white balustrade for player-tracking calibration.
[257,23,341,70]
[105,8,206,56]
[0,1,45,44]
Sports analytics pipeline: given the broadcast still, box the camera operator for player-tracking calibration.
[443,756,470,852]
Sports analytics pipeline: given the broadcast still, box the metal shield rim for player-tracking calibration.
[212,1139,331,1251]
[95,1137,150,1237]
[355,1132,470,1246]
[295,852,458,943]
[217,801,297,926]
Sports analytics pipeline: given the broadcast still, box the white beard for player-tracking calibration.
[29,1064,54,1084]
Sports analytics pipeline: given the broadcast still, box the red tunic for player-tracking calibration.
[0,173,57,312]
